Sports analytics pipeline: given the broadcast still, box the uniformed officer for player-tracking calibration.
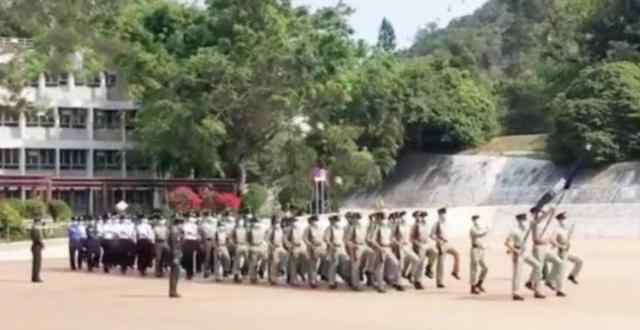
[364,212,381,287]
[213,219,232,282]
[267,215,288,285]
[393,211,418,288]
[304,215,326,289]
[231,216,249,283]
[181,215,200,280]
[346,212,372,291]
[505,213,545,301]
[526,207,562,295]
[118,216,137,274]
[469,215,488,295]
[285,215,307,287]
[199,213,217,278]
[77,218,88,270]
[101,217,117,273]
[372,213,403,293]
[136,217,155,276]
[247,216,268,284]
[411,210,437,289]
[432,208,461,288]
[31,217,45,283]
[169,217,185,298]
[324,214,348,289]
[67,217,82,270]
[549,212,583,296]
[85,217,102,272]
[154,218,170,277]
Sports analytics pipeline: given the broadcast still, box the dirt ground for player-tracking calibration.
[1,239,638,330]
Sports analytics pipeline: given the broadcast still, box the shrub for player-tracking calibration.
[48,200,72,222]
[240,184,268,213]
[0,203,23,240]
[22,199,48,219]
[3,199,25,217]
[214,193,241,211]
[168,186,202,213]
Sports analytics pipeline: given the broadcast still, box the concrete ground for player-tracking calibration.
[1,238,638,330]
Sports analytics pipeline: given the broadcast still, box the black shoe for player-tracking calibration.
[476,281,486,293]
[310,284,318,289]
[375,286,387,293]
[203,272,210,279]
[169,293,181,299]
[452,272,460,280]
[437,284,445,289]
[393,284,405,291]
[32,279,43,283]
[556,291,567,297]
[352,286,363,292]
[513,294,524,301]
[365,273,374,287]
[329,284,338,290]
[545,282,556,291]
[425,267,433,279]
[534,292,546,299]
[234,275,242,283]
[414,282,424,290]
[471,286,480,295]
[525,281,533,291]
[568,275,579,285]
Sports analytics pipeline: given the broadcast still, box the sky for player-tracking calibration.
[292,0,489,48]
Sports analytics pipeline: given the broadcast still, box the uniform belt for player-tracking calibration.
[472,244,483,249]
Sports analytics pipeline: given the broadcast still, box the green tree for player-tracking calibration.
[547,61,640,164]
[377,18,397,52]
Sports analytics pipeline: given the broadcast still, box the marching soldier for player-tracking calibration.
[411,210,436,289]
[432,208,461,288]
[285,215,307,287]
[267,215,288,285]
[526,207,562,296]
[549,212,583,295]
[371,213,403,293]
[101,217,117,273]
[31,217,45,283]
[168,217,185,298]
[154,218,170,277]
[324,214,349,290]
[199,214,217,278]
[67,217,82,271]
[364,212,382,287]
[77,218,88,270]
[117,216,137,274]
[247,216,268,284]
[392,211,418,287]
[181,216,200,280]
[85,217,102,272]
[346,212,372,291]
[505,213,545,301]
[469,215,488,294]
[304,215,326,289]
[213,219,232,282]
[135,217,155,276]
[231,216,249,283]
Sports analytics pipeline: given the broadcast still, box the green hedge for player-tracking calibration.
[241,184,269,214]
[0,203,23,240]
[48,200,72,222]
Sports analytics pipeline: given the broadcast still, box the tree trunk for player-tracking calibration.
[238,160,248,196]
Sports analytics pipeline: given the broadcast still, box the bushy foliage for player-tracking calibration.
[48,200,72,222]
[547,61,640,164]
[168,187,202,213]
[0,202,23,234]
[241,184,269,213]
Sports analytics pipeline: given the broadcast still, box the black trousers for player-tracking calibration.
[68,240,81,270]
[31,246,42,282]
[136,239,155,275]
[169,251,182,297]
[181,240,199,279]
[118,239,136,272]
[86,239,101,271]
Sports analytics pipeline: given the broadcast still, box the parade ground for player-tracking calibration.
[1,238,638,330]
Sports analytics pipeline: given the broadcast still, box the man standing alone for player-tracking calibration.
[31,218,45,283]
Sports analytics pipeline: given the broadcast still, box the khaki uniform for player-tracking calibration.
[411,219,437,285]
[304,223,326,287]
[508,224,542,295]
[153,223,170,277]
[199,221,216,277]
[364,220,379,275]
[168,223,184,297]
[31,223,44,282]
[324,223,348,286]
[213,225,231,281]
[267,225,288,284]
[432,219,461,286]
[285,221,307,286]
[247,222,267,283]
[231,225,249,278]
[393,220,418,284]
[347,221,372,289]
[469,223,489,286]
[529,217,562,288]
[373,222,401,288]
[551,224,583,292]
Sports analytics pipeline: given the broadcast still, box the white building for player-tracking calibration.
[0,38,235,214]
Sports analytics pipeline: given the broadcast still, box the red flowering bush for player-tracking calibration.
[168,186,202,212]
[214,192,241,210]
[200,188,218,211]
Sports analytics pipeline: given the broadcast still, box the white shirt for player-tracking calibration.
[508,223,528,248]
[183,222,199,240]
[118,221,136,240]
[78,224,88,239]
[137,223,155,240]
[103,222,116,240]
[431,218,450,242]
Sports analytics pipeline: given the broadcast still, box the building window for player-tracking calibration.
[94,110,121,129]
[94,150,122,171]
[0,110,19,127]
[59,108,87,129]
[60,149,87,170]
[88,73,101,88]
[125,111,136,130]
[0,149,20,169]
[26,111,55,128]
[58,73,69,86]
[26,149,55,170]
[105,72,117,88]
